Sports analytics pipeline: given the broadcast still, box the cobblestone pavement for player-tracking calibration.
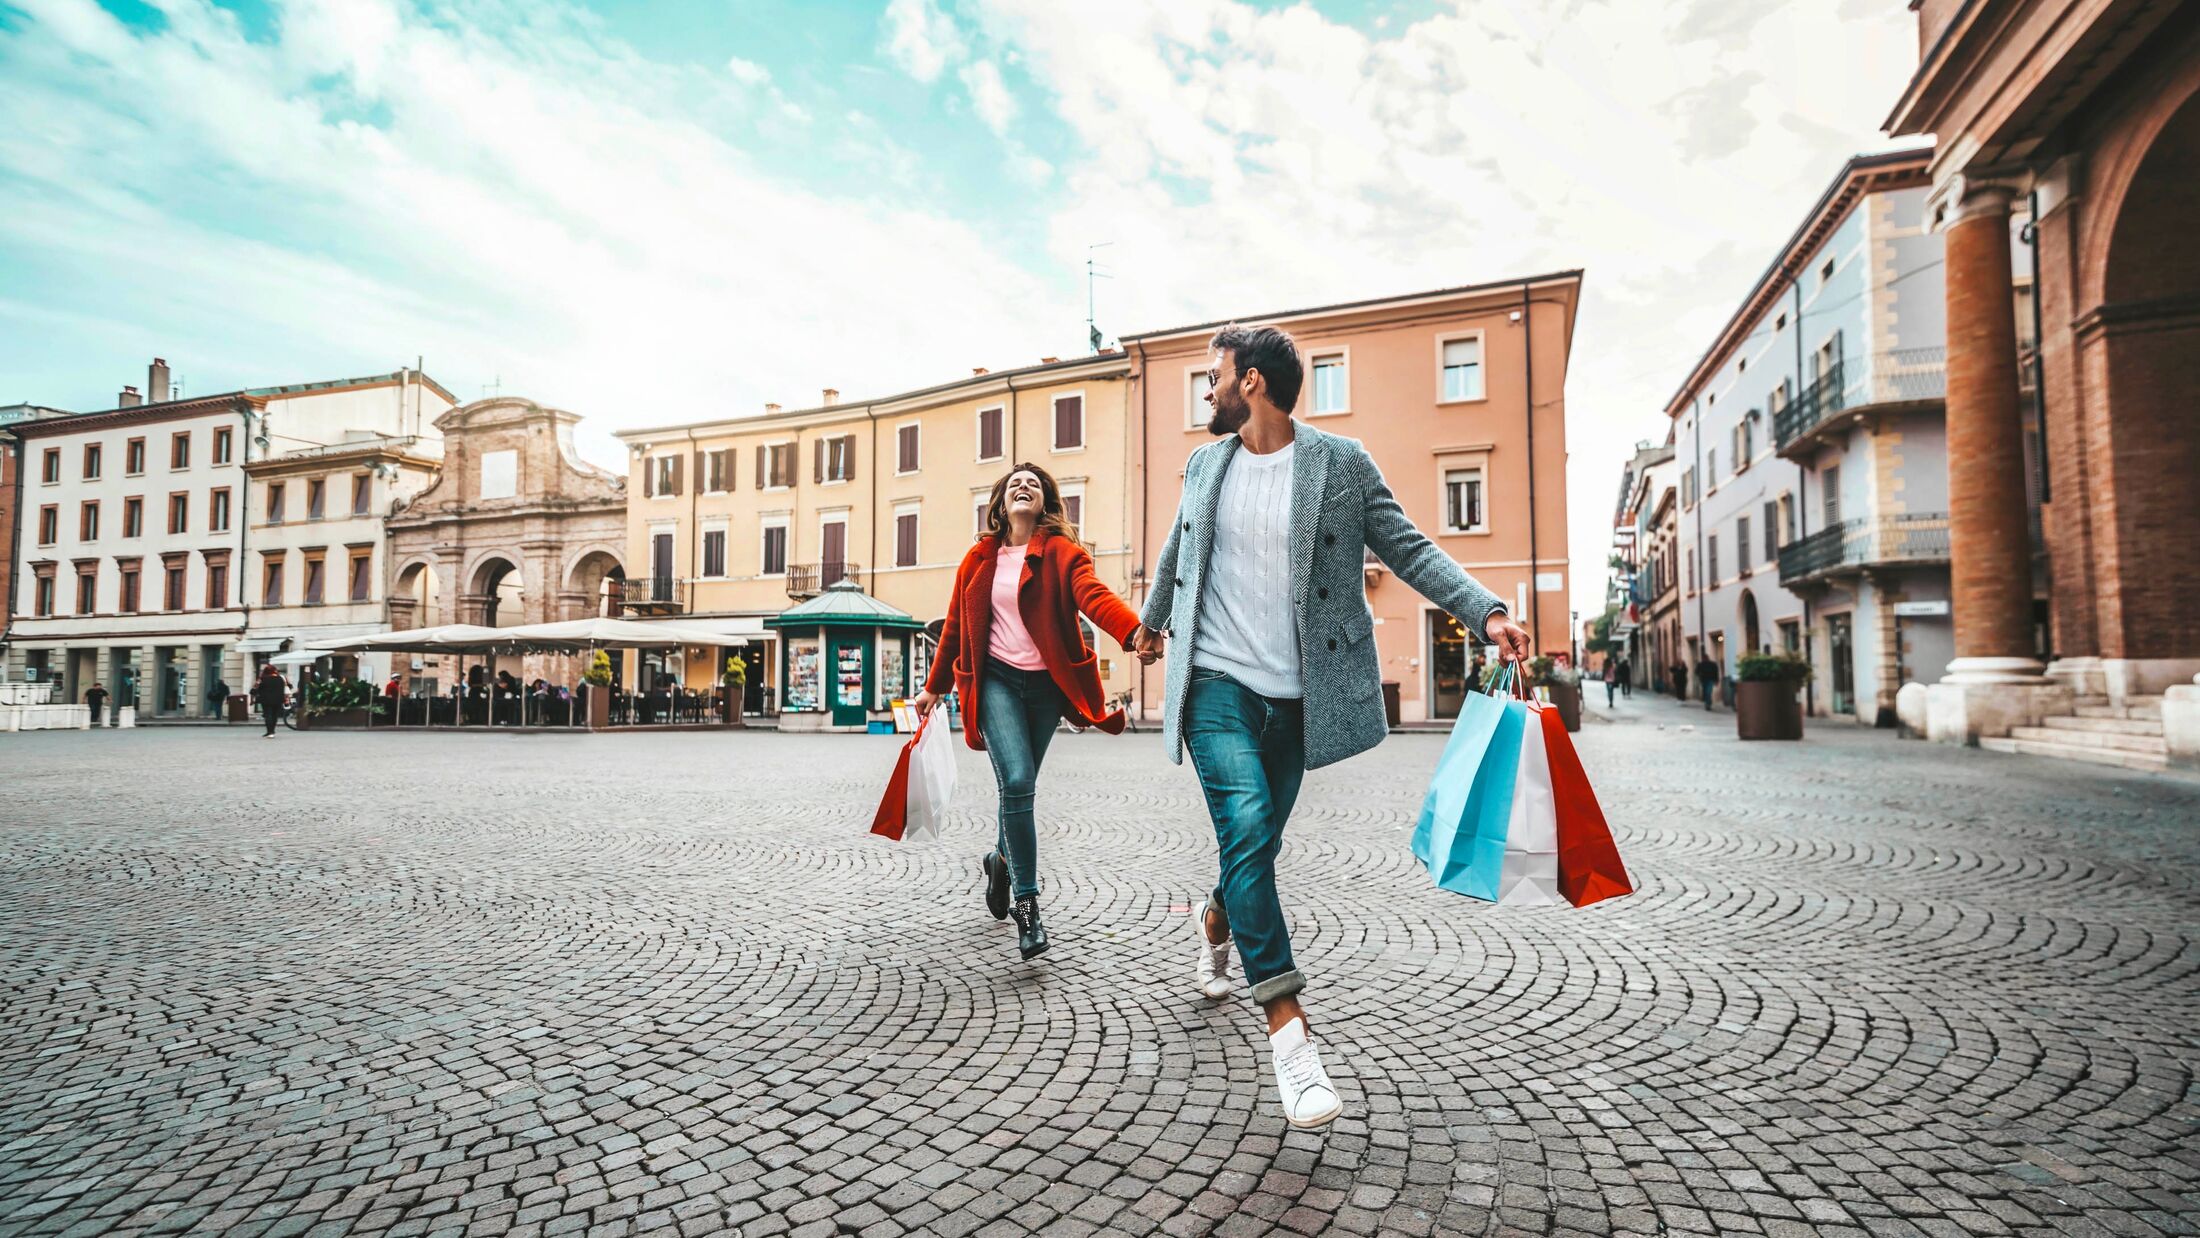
[3,703,2197,1238]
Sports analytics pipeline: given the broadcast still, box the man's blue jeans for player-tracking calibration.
[1183,668,1306,1004]
[979,659,1062,900]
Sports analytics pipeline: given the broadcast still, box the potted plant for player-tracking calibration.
[1735,652,1810,740]
[1529,655,1584,733]
[721,654,747,727]
[582,651,614,730]
[302,677,376,729]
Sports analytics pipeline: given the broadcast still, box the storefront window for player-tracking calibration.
[878,641,905,709]
[786,638,822,712]
[835,643,864,710]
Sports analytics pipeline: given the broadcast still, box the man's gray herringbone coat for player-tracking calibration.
[1141,422,1506,772]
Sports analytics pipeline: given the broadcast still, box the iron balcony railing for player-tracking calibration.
[1773,348,1948,451]
[786,561,859,598]
[621,577,689,612]
[1778,512,1951,585]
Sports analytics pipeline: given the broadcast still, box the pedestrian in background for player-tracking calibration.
[84,681,108,727]
[1617,655,1633,698]
[1695,654,1719,710]
[1601,658,1620,707]
[254,664,288,737]
[912,462,1152,963]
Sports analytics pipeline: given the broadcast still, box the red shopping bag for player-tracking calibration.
[869,725,919,841]
[1536,706,1632,907]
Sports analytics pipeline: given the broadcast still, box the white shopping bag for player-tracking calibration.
[904,709,960,841]
[1496,702,1564,905]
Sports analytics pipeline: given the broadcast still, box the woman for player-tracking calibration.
[912,463,1157,960]
[253,664,289,738]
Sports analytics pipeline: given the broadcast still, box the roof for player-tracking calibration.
[1662,148,1932,416]
[1122,269,1584,342]
[764,580,928,631]
[9,369,457,438]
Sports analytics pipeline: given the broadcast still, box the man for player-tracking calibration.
[84,682,108,727]
[1617,655,1632,699]
[1695,653,1719,710]
[254,665,289,737]
[1136,323,1532,1130]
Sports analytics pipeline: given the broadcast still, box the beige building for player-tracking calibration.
[613,354,1137,717]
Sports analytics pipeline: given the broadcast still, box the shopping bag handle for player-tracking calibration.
[1484,660,1532,701]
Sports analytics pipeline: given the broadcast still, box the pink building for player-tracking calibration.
[1126,272,1582,724]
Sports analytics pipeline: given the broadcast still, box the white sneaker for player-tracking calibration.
[1270,1018,1343,1130]
[1193,904,1233,1000]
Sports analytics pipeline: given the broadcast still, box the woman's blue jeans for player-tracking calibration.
[1182,668,1306,1004]
[978,659,1063,899]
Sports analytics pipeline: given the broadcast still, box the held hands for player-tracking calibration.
[1132,624,1167,665]
[912,689,942,717]
[1484,611,1534,664]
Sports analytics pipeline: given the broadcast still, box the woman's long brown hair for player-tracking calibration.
[979,462,1080,544]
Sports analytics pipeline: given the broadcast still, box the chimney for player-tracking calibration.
[118,385,142,408]
[821,388,839,407]
[148,358,170,404]
[1040,356,1060,365]
[971,367,989,376]
[765,402,782,416]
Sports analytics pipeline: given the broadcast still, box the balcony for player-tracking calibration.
[622,577,689,614]
[786,561,860,599]
[1777,513,1951,586]
[1774,348,1947,458]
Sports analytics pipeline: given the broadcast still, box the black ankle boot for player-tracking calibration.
[981,851,1010,922]
[1010,895,1049,960]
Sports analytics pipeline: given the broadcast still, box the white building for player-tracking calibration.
[5,361,454,718]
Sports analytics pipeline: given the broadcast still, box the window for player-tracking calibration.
[1821,257,1835,283]
[302,553,326,605]
[40,448,59,484]
[1740,416,1755,467]
[267,482,286,524]
[702,528,727,578]
[1781,493,1797,544]
[33,568,54,617]
[760,522,789,576]
[170,432,190,470]
[1187,370,1213,429]
[213,427,233,465]
[1310,353,1348,415]
[205,557,228,609]
[1707,448,1717,486]
[75,566,96,615]
[1775,312,1787,331]
[126,438,146,475]
[760,443,796,489]
[1768,382,1790,417]
[349,552,373,602]
[1685,549,1694,592]
[1737,517,1752,572]
[80,501,99,542]
[648,454,681,497]
[262,556,285,607]
[895,507,919,568]
[976,405,1005,461]
[816,434,855,483]
[896,424,921,475]
[124,496,144,538]
[352,475,372,516]
[1681,467,1697,507]
[1823,464,1841,526]
[1443,468,1486,533]
[1708,535,1720,583]
[1763,502,1780,559]
[83,443,102,480]
[1441,335,1485,402]
[704,449,732,494]
[119,564,140,614]
[164,560,186,611]
[1060,486,1084,537]
[1052,395,1083,451]
[307,478,326,520]
[37,505,57,546]
[168,493,188,534]
[974,493,991,536]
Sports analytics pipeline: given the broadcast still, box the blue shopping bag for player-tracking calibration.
[1412,665,1530,900]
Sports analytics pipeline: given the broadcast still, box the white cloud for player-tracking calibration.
[726,54,770,86]
[882,0,962,84]
[959,59,1016,136]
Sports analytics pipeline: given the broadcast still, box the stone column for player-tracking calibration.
[1925,178,2069,742]
[2167,673,2200,771]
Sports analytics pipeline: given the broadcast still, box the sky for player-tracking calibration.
[0,0,1922,622]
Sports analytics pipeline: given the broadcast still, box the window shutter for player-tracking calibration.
[695,450,706,493]
[669,455,683,496]
[814,439,824,484]
[643,459,656,498]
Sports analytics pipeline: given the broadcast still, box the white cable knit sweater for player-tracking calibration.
[1190,440,1302,699]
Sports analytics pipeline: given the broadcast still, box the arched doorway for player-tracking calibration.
[565,550,626,620]
[472,556,524,628]
[2093,87,2200,660]
[1739,589,1762,657]
[392,560,440,631]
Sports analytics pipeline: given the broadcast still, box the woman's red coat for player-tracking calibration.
[923,529,1142,749]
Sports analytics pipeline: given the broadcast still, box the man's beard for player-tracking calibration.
[1207,392,1250,437]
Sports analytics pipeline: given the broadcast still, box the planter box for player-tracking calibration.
[1546,682,1582,733]
[721,688,747,727]
[1736,680,1805,740]
[585,684,611,729]
[303,707,372,730]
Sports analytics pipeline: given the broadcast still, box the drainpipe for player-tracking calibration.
[1521,282,1540,643]
[2022,189,2050,504]
[1133,339,1150,723]
[1793,280,1813,715]
[1005,373,1020,464]
[685,427,698,619]
[1690,395,1708,660]
[3,429,21,658]
[865,402,878,594]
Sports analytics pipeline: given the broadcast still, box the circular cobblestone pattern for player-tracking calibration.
[3,701,2197,1238]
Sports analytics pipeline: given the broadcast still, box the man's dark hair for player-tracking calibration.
[1210,323,1304,414]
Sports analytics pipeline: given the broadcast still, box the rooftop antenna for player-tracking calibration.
[1086,242,1114,353]
[484,374,502,399]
